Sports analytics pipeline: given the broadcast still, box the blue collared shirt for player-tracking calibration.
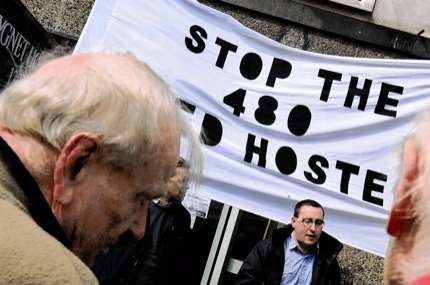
[281,235,317,285]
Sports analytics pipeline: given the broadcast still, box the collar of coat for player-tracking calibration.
[272,224,343,258]
[0,137,70,248]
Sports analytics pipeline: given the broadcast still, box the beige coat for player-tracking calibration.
[0,157,98,284]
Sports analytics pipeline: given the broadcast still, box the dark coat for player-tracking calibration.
[92,231,142,285]
[93,200,192,285]
[235,225,343,285]
[130,201,192,285]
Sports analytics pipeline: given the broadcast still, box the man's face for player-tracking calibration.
[291,205,324,251]
[64,141,178,266]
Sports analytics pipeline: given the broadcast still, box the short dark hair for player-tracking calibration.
[294,199,325,218]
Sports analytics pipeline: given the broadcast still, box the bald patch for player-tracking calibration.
[33,53,136,79]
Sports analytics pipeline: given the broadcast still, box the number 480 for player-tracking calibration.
[223,88,312,136]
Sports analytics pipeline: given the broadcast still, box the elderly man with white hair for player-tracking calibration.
[385,112,430,285]
[0,51,201,284]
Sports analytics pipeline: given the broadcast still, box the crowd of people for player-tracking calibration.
[0,50,428,285]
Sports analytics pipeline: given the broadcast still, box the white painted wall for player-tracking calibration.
[372,0,430,38]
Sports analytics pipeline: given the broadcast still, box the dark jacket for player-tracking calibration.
[235,225,343,285]
[130,201,192,285]
[93,200,192,285]
[92,231,143,285]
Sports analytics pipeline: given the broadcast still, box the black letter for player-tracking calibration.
[275,146,297,175]
[336,160,360,194]
[266,58,292,87]
[305,155,329,184]
[344,77,372,111]
[185,25,207,54]
[363,169,386,206]
[318,69,342,102]
[223,89,246,116]
[244,134,268,167]
[240,52,263,80]
[287,105,312,136]
[375,83,403,118]
[200,114,223,146]
[179,99,196,113]
[215,37,238,69]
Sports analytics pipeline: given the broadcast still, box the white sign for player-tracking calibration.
[182,190,211,219]
[75,0,430,256]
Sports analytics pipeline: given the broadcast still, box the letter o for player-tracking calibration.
[275,146,297,175]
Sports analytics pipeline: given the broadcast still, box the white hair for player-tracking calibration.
[0,51,202,177]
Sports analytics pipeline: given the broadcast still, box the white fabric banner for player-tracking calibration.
[75,0,430,256]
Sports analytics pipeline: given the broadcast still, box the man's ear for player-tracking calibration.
[291,216,297,227]
[52,133,99,206]
[387,139,420,238]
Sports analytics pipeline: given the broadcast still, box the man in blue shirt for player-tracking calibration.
[236,199,343,285]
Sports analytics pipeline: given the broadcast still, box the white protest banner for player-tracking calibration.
[75,0,430,256]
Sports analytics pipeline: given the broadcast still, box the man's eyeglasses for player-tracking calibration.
[299,218,325,228]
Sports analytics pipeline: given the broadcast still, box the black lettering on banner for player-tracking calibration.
[287,105,312,136]
[215,37,238,69]
[255,96,278,125]
[318,69,342,102]
[266,58,292,87]
[304,155,329,184]
[183,25,392,207]
[185,25,207,54]
[240,52,263,80]
[179,99,222,146]
[244,133,268,167]
[275,146,297,175]
[363,169,386,206]
[223,88,246,116]
[200,113,223,146]
[336,160,360,194]
[179,99,196,113]
[375,83,403,118]
[344,77,372,111]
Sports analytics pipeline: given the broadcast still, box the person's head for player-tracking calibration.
[160,158,190,204]
[0,51,202,266]
[384,112,430,285]
[291,199,325,252]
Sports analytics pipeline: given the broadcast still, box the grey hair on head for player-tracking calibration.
[0,50,203,178]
